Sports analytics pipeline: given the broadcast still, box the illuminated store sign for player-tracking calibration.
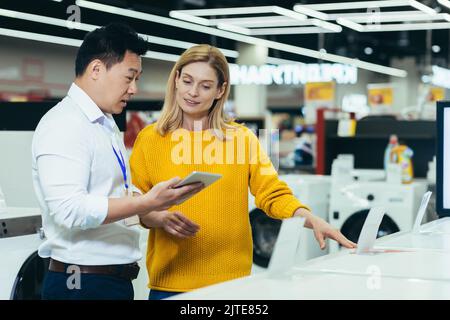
[230,63,357,85]
[432,65,450,89]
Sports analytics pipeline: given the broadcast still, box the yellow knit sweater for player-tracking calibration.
[130,122,309,292]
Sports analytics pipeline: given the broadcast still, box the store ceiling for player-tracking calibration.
[1,0,449,71]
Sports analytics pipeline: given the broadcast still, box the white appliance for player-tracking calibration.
[0,207,45,300]
[133,229,150,300]
[328,180,428,253]
[249,174,331,271]
[0,206,151,300]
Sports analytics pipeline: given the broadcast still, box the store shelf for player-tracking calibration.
[328,135,435,140]
[317,118,436,177]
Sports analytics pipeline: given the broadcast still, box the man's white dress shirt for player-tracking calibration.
[32,83,141,265]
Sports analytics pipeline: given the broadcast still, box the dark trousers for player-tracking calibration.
[148,289,182,300]
[42,270,134,300]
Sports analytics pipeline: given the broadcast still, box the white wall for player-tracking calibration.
[0,132,36,207]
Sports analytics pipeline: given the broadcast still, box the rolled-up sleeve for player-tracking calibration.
[33,122,108,230]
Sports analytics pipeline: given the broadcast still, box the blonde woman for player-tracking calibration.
[130,44,356,300]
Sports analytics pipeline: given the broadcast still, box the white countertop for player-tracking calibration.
[295,249,450,281]
[420,217,450,234]
[376,232,450,251]
[0,207,41,219]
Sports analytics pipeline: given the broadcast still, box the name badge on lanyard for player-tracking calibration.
[112,144,139,226]
[112,145,129,196]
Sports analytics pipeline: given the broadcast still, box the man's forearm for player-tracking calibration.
[103,196,147,224]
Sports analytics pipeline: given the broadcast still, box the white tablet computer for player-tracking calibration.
[173,171,222,189]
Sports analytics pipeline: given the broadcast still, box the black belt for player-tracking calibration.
[49,258,140,280]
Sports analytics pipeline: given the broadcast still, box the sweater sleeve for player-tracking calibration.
[130,130,154,194]
[130,130,156,230]
[247,129,310,219]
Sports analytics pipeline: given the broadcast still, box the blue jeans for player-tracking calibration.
[42,271,134,300]
[148,289,182,300]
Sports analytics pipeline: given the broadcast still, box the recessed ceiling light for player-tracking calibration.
[364,47,373,55]
[432,45,441,53]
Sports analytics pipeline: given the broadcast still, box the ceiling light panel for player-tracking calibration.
[339,13,450,23]
[248,27,338,36]
[0,27,181,63]
[439,0,450,10]
[296,0,444,32]
[170,6,341,34]
[292,4,329,20]
[217,19,341,35]
[0,27,82,46]
[336,14,450,32]
[0,6,238,58]
[345,21,450,32]
[299,0,433,13]
[171,6,307,21]
[76,0,407,77]
[209,16,311,28]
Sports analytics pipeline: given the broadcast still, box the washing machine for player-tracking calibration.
[0,207,46,300]
[133,228,150,300]
[0,206,153,300]
[328,180,428,253]
[249,174,331,272]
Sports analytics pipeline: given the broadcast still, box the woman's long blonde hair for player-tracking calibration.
[156,44,234,140]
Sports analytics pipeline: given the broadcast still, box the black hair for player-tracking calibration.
[75,22,148,77]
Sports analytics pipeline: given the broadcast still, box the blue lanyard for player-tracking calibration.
[112,145,128,191]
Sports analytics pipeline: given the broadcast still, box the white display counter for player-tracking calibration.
[172,270,450,300]
[173,217,450,300]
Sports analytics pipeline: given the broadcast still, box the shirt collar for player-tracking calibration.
[67,83,108,125]
[104,113,119,133]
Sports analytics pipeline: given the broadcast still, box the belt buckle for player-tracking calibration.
[119,263,140,280]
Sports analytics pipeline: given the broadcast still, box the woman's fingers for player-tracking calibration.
[332,231,357,249]
[323,228,358,249]
[164,213,200,238]
[173,212,200,230]
[313,229,326,250]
